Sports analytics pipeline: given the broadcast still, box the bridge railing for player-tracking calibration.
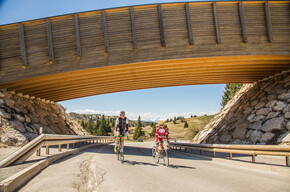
[169,142,290,166]
[0,134,114,168]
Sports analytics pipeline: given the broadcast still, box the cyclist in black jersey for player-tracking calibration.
[114,110,129,153]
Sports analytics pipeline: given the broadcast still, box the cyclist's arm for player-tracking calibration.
[126,118,129,132]
[115,118,119,134]
[155,128,159,142]
[165,128,169,141]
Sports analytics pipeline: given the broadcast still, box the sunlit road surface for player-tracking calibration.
[19,142,290,192]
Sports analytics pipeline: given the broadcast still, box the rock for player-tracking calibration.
[285,112,290,119]
[0,108,11,119]
[250,100,258,107]
[253,115,265,122]
[25,115,31,123]
[14,114,25,122]
[232,123,248,139]
[250,130,263,144]
[278,92,290,100]
[255,101,265,110]
[245,130,252,138]
[243,107,252,115]
[0,99,4,104]
[10,121,26,133]
[265,100,277,108]
[287,121,290,130]
[4,98,15,107]
[260,132,275,143]
[283,104,290,113]
[261,117,284,132]
[273,101,287,111]
[247,113,256,122]
[256,108,272,115]
[233,139,241,144]
[266,112,280,120]
[219,133,232,143]
[267,94,276,100]
[249,121,262,130]
[0,92,5,97]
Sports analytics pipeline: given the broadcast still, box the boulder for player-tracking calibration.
[261,117,284,132]
[253,115,265,122]
[287,121,290,130]
[0,92,5,97]
[0,108,11,119]
[10,121,26,133]
[250,130,263,144]
[283,104,290,113]
[255,101,265,110]
[249,121,262,130]
[219,132,232,143]
[256,108,272,116]
[273,101,287,111]
[243,107,252,115]
[278,92,290,100]
[247,113,256,123]
[260,132,275,143]
[250,100,258,107]
[232,123,248,139]
[265,100,277,108]
[285,112,290,119]
[14,114,25,122]
[277,132,290,144]
[266,112,280,120]
[0,98,4,104]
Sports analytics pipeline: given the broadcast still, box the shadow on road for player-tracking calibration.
[122,160,158,166]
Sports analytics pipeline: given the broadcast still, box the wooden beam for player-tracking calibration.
[213,2,221,44]
[18,23,27,66]
[238,2,248,43]
[130,7,138,51]
[102,11,110,53]
[46,19,55,62]
[74,14,81,57]
[265,1,273,43]
[158,4,166,47]
[185,3,194,45]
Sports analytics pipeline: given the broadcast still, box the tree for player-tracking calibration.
[221,84,243,108]
[133,116,144,140]
[173,116,177,124]
[150,123,156,137]
[184,121,188,128]
[97,115,107,136]
[85,117,94,133]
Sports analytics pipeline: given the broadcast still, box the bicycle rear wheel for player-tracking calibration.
[162,149,169,167]
[152,147,159,163]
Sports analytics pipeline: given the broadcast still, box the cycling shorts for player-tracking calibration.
[117,128,126,136]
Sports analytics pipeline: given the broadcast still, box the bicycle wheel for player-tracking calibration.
[162,149,169,167]
[152,147,159,163]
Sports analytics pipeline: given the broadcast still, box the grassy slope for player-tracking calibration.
[128,115,215,141]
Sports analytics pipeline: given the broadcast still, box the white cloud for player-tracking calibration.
[69,109,218,122]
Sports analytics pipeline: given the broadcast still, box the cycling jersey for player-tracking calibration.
[155,126,169,142]
[115,117,129,136]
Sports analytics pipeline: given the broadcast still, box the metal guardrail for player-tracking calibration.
[170,142,290,166]
[0,134,114,168]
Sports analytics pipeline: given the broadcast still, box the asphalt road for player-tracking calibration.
[18,142,290,192]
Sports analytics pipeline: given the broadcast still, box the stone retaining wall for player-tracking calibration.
[193,71,290,145]
[0,91,88,146]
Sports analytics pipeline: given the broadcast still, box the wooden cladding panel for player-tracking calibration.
[189,4,216,45]
[106,9,133,52]
[243,3,268,43]
[218,3,243,43]
[134,6,161,49]
[162,4,188,48]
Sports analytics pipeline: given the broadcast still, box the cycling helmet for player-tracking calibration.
[120,110,125,116]
[159,120,165,126]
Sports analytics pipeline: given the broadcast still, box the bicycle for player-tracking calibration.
[115,135,126,163]
[152,142,169,167]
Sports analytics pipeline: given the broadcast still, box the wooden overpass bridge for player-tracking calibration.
[0,1,289,102]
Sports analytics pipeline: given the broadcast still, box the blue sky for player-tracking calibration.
[0,0,227,121]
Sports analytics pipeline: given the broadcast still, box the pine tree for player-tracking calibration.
[85,117,94,134]
[81,120,85,129]
[97,115,107,136]
[221,84,243,108]
[133,116,144,140]
[184,121,188,128]
[173,116,177,124]
[150,123,156,137]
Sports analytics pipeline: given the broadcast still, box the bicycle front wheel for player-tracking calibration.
[162,149,169,167]
[152,147,159,163]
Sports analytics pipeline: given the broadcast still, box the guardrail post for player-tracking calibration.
[46,146,50,154]
[59,144,62,152]
[286,156,289,167]
[39,127,43,134]
[67,143,69,150]
[213,151,216,157]
[36,148,41,156]
[229,153,232,160]
[252,154,255,163]
[73,143,75,148]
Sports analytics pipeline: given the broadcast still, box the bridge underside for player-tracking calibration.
[0,55,289,102]
[0,1,290,101]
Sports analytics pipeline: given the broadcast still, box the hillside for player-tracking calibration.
[131,115,215,141]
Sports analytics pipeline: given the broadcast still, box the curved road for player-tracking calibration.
[19,142,290,192]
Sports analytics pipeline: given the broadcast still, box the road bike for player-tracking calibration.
[152,142,169,167]
[115,135,126,163]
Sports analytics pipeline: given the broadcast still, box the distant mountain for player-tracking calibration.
[69,112,153,127]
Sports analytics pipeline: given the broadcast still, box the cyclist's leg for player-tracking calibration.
[115,130,120,152]
[121,129,125,153]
